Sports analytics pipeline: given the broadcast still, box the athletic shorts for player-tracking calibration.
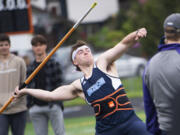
[95,114,152,135]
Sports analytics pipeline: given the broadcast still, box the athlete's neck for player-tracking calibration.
[81,64,94,79]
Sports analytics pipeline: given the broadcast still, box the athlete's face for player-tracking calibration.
[73,47,94,66]
[0,41,10,56]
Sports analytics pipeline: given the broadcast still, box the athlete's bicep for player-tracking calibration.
[51,80,82,101]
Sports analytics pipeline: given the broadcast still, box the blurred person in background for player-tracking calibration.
[15,28,151,135]
[143,13,180,135]
[27,35,65,135]
[23,55,31,66]
[0,33,27,135]
[169,91,180,135]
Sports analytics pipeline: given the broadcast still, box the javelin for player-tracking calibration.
[0,2,97,114]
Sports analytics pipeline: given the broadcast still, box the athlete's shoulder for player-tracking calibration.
[71,79,82,91]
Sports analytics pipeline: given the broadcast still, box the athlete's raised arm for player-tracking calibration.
[96,28,147,70]
[14,79,84,101]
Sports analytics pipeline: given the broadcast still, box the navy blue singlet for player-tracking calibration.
[80,64,134,133]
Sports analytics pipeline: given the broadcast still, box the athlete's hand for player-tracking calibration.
[135,28,147,40]
[14,86,26,98]
[120,28,147,46]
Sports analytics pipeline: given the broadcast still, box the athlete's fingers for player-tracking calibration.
[135,28,147,40]
[14,86,20,98]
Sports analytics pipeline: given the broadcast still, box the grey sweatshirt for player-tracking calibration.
[0,54,27,114]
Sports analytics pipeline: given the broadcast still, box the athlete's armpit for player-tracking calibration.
[71,79,84,99]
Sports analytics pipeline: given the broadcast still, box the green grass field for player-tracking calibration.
[22,111,145,135]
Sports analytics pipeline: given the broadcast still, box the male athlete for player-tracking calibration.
[15,28,151,135]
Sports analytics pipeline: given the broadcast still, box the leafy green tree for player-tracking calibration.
[128,0,180,57]
[88,0,180,58]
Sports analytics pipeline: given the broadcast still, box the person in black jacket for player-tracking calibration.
[27,35,65,135]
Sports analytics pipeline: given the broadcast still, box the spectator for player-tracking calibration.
[169,91,180,135]
[143,13,180,135]
[0,33,27,135]
[23,55,31,66]
[27,35,65,135]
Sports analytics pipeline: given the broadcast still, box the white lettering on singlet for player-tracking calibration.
[87,77,105,96]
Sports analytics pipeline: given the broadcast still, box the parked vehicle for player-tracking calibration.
[115,54,147,78]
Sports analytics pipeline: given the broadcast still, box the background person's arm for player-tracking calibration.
[15,79,84,101]
[96,28,147,71]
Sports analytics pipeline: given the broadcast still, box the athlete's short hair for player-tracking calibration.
[70,40,88,71]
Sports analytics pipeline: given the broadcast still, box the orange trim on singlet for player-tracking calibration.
[116,93,126,97]
[91,87,133,119]
[116,94,131,106]
[117,108,133,111]
[102,108,133,119]
[101,95,132,118]
[118,101,131,106]
[93,104,101,116]
[91,87,124,104]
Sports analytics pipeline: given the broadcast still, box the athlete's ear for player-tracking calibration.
[73,60,78,66]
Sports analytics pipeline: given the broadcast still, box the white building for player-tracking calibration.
[66,0,119,23]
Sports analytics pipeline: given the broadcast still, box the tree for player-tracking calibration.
[88,0,180,58]
[119,0,180,57]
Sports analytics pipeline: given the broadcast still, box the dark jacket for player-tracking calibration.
[27,58,63,110]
